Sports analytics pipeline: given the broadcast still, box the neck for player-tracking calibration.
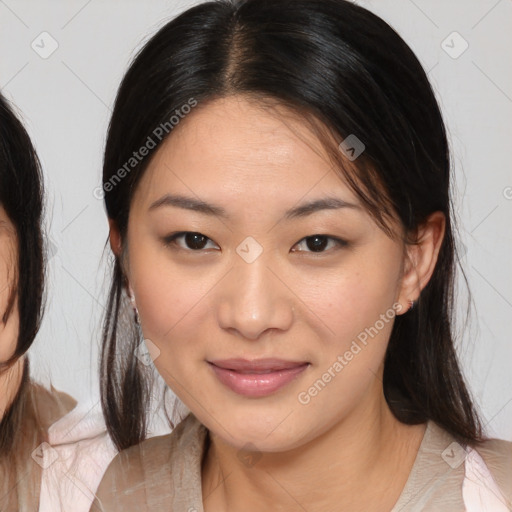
[0,357,24,421]
[202,378,427,512]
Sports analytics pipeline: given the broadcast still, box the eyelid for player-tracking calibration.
[162,231,348,254]
[163,231,220,251]
[291,235,348,254]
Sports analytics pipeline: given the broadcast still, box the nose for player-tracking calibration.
[216,256,294,340]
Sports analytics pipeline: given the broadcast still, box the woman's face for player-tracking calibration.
[124,96,411,452]
[0,205,19,363]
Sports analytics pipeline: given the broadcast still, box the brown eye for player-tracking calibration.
[306,235,328,252]
[163,232,219,251]
[183,233,208,250]
[292,235,347,254]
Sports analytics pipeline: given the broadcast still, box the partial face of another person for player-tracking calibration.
[122,96,423,452]
[0,205,19,364]
[0,204,22,420]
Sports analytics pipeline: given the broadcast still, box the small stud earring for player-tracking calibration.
[128,289,140,325]
[408,299,416,312]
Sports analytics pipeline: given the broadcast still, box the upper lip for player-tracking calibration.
[208,358,309,372]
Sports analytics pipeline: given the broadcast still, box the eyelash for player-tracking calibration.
[162,231,348,254]
[163,232,218,252]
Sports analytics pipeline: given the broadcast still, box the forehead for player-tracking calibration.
[135,96,360,206]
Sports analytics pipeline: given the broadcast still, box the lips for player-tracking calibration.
[210,358,307,373]
[208,358,309,397]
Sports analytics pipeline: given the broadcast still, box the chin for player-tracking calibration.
[199,404,311,452]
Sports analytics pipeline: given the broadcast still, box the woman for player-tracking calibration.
[0,93,76,510]
[91,0,512,510]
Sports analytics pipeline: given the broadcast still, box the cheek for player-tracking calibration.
[134,267,202,340]
[0,298,20,360]
[129,245,218,354]
[298,250,401,347]
[0,243,19,360]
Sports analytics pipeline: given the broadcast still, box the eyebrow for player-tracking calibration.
[148,193,361,219]
[149,194,227,217]
[284,197,361,219]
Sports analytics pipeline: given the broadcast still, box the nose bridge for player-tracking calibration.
[216,251,293,339]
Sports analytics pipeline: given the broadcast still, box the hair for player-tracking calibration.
[99,0,483,451]
[0,92,45,454]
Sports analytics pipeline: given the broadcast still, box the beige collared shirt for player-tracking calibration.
[0,381,76,512]
[90,413,512,511]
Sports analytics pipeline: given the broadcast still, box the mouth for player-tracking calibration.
[207,358,310,397]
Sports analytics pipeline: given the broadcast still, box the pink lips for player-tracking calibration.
[208,358,309,397]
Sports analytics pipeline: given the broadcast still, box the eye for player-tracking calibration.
[163,231,219,251]
[291,235,347,253]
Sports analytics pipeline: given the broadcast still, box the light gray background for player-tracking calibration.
[0,0,511,440]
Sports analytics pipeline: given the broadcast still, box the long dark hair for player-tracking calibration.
[99,0,483,451]
[0,92,45,453]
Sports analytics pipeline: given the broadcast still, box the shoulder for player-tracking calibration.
[392,420,511,511]
[90,413,206,512]
[39,401,117,512]
[106,410,204,474]
[28,382,77,429]
[466,435,512,509]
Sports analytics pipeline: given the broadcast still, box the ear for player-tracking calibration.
[108,219,122,257]
[109,219,133,296]
[396,211,446,315]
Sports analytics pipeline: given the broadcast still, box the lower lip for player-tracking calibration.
[208,363,309,397]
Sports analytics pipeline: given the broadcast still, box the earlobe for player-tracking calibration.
[109,220,136,314]
[108,219,122,257]
[397,211,446,314]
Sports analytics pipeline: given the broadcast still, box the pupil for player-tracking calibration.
[186,233,207,249]
[307,236,327,252]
